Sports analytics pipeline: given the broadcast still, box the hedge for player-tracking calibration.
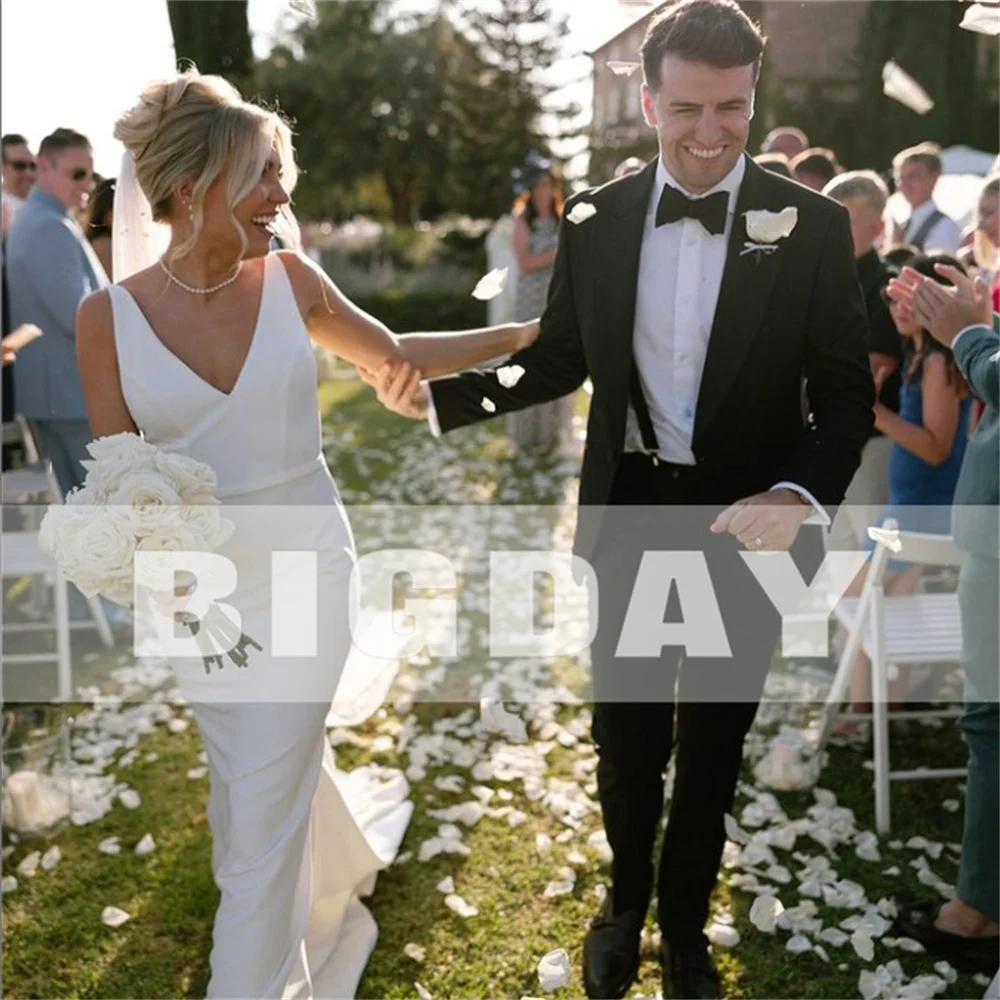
[353,290,487,333]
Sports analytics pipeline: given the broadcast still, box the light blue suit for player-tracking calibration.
[949,315,999,923]
[6,187,107,492]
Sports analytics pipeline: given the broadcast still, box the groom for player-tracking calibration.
[367,1,873,996]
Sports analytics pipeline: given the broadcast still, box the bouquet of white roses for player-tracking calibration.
[39,433,260,673]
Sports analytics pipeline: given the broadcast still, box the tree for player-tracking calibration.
[254,0,577,222]
[851,1,998,168]
[167,0,254,93]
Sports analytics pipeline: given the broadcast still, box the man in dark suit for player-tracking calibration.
[365,2,872,996]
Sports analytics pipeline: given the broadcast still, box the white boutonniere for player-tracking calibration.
[741,207,798,263]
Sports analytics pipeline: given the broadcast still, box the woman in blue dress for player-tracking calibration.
[839,253,972,729]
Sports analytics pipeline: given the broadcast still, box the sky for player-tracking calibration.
[0,0,645,179]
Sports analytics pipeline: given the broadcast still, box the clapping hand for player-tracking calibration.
[357,360,430,420]
[887,265,993,347]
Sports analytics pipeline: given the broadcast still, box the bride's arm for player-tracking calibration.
[278,250,537,378]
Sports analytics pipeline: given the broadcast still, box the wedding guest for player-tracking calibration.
[822,170,903,551]
[759,125,808,159]
[791,146,841,191]
[971,175,999,310]
[839,254,973,729]
[753,152,793,179]
[887,262,999,977]
[891,143,962,253]
[2,133,35,238]
[5,127,103,493]
[507,153,572,451]
[882,242,920,271]
[86,177,115,279]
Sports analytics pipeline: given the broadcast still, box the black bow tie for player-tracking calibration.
[656,185,728,236]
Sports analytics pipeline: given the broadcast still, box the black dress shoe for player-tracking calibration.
[661,937,722,999]
[894,896,1000,975]
[582,894,644,999]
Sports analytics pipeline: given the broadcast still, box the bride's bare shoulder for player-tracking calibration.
[273,248,325,315]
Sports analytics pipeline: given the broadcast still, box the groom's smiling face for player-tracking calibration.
[642,56,755,195]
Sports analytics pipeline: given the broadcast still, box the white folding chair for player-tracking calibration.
[1,531,72,702]
[818,518,967,832]
[2,416,114,648]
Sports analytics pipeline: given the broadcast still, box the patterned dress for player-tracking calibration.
[507,213,575,451]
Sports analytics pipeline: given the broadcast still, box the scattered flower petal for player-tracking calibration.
[1,875,17,893]
[118,789,141,810]
[472,268,509,302]
[436,876,455,894]
[480,397,497,414]
[404,943,426,962]
[961,3,1000,35]
[537,948,571,991]
[444,893,478,918]
[16,851,40,877]
[706,922,740,948]
[496,365,526,389]
[41,845,62,871]
[134,833,156,857]
[749,894,784,933]
[102,905,131,928]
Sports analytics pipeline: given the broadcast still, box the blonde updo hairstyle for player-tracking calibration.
[113,68,299,264]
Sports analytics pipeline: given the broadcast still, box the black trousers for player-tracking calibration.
[588,455,822,944]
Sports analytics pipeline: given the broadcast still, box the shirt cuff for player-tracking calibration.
[424,381,442,438]
[771,481,831,527]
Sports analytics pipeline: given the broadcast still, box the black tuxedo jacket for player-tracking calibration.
[430,156,874,558]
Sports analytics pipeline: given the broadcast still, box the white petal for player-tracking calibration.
[535,832,553,854]
[786,934,813,953]
[102,905,131,928]
[404,942,426,962]
[607,61,640,77]
[850,926,875,961]
[706,922,740,948]
[543,867,576,898]
[134,833,156,857]
[167,718,189,734]
[537,948,572,991]
[882,60,935,115]
[415,983,433,1000]
[749,894,784,933]
[567,202,597,225]
[444,893,478,918]
[472,267,509,302]
[961,3,1000,35]
[436,875,455,894]
[724,813,750,845]
[41,845,62,871]
[496,365,526,389]
[16,851,41,877]
[118,789,141,810]
[941,799,959,813]
[98,837,121,856]
[1,876,18,893]
[186,766,208,780]
[480,397,497,414]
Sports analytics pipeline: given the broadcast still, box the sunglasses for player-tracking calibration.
[6,160,35,173]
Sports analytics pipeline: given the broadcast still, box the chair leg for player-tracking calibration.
[53,570,72,703]
[818,589,873,749]
[870,584,891,833]
[87,596,115,648]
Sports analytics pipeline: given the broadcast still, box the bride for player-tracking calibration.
[75,69,537,999]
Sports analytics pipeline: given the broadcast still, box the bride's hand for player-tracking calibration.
[151,573,197,622]
[358,360,430,420]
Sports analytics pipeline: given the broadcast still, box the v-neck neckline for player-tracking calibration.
[117,256,269,399]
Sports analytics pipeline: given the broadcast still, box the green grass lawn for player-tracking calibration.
[2,374,985,999]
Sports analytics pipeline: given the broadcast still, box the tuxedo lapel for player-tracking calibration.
[692,157,786,451]
[592,160,656,428]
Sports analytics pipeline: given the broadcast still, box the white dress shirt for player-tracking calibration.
[904,199,962,255]
[625,156,744,462]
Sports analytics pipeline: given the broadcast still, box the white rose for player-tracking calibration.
[153,452,218,498]
[180,503,235,551]
[744,207,798,244]
[86,433,157,466]
[108,472,184,532]
[135,523,208,593]
[63,509,137,598]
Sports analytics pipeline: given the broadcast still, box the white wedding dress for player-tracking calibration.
[106,252,413,999]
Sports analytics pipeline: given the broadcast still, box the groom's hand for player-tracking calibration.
[358,360,430,420]
[710,489,811,551]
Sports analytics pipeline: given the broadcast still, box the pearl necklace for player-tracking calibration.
[159,258,242,295]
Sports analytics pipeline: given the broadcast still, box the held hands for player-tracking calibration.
[887,265,993,348]
[710,488,811,551]
[357,360,430,420]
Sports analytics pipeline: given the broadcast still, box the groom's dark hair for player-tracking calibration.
[641,0,766,91]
